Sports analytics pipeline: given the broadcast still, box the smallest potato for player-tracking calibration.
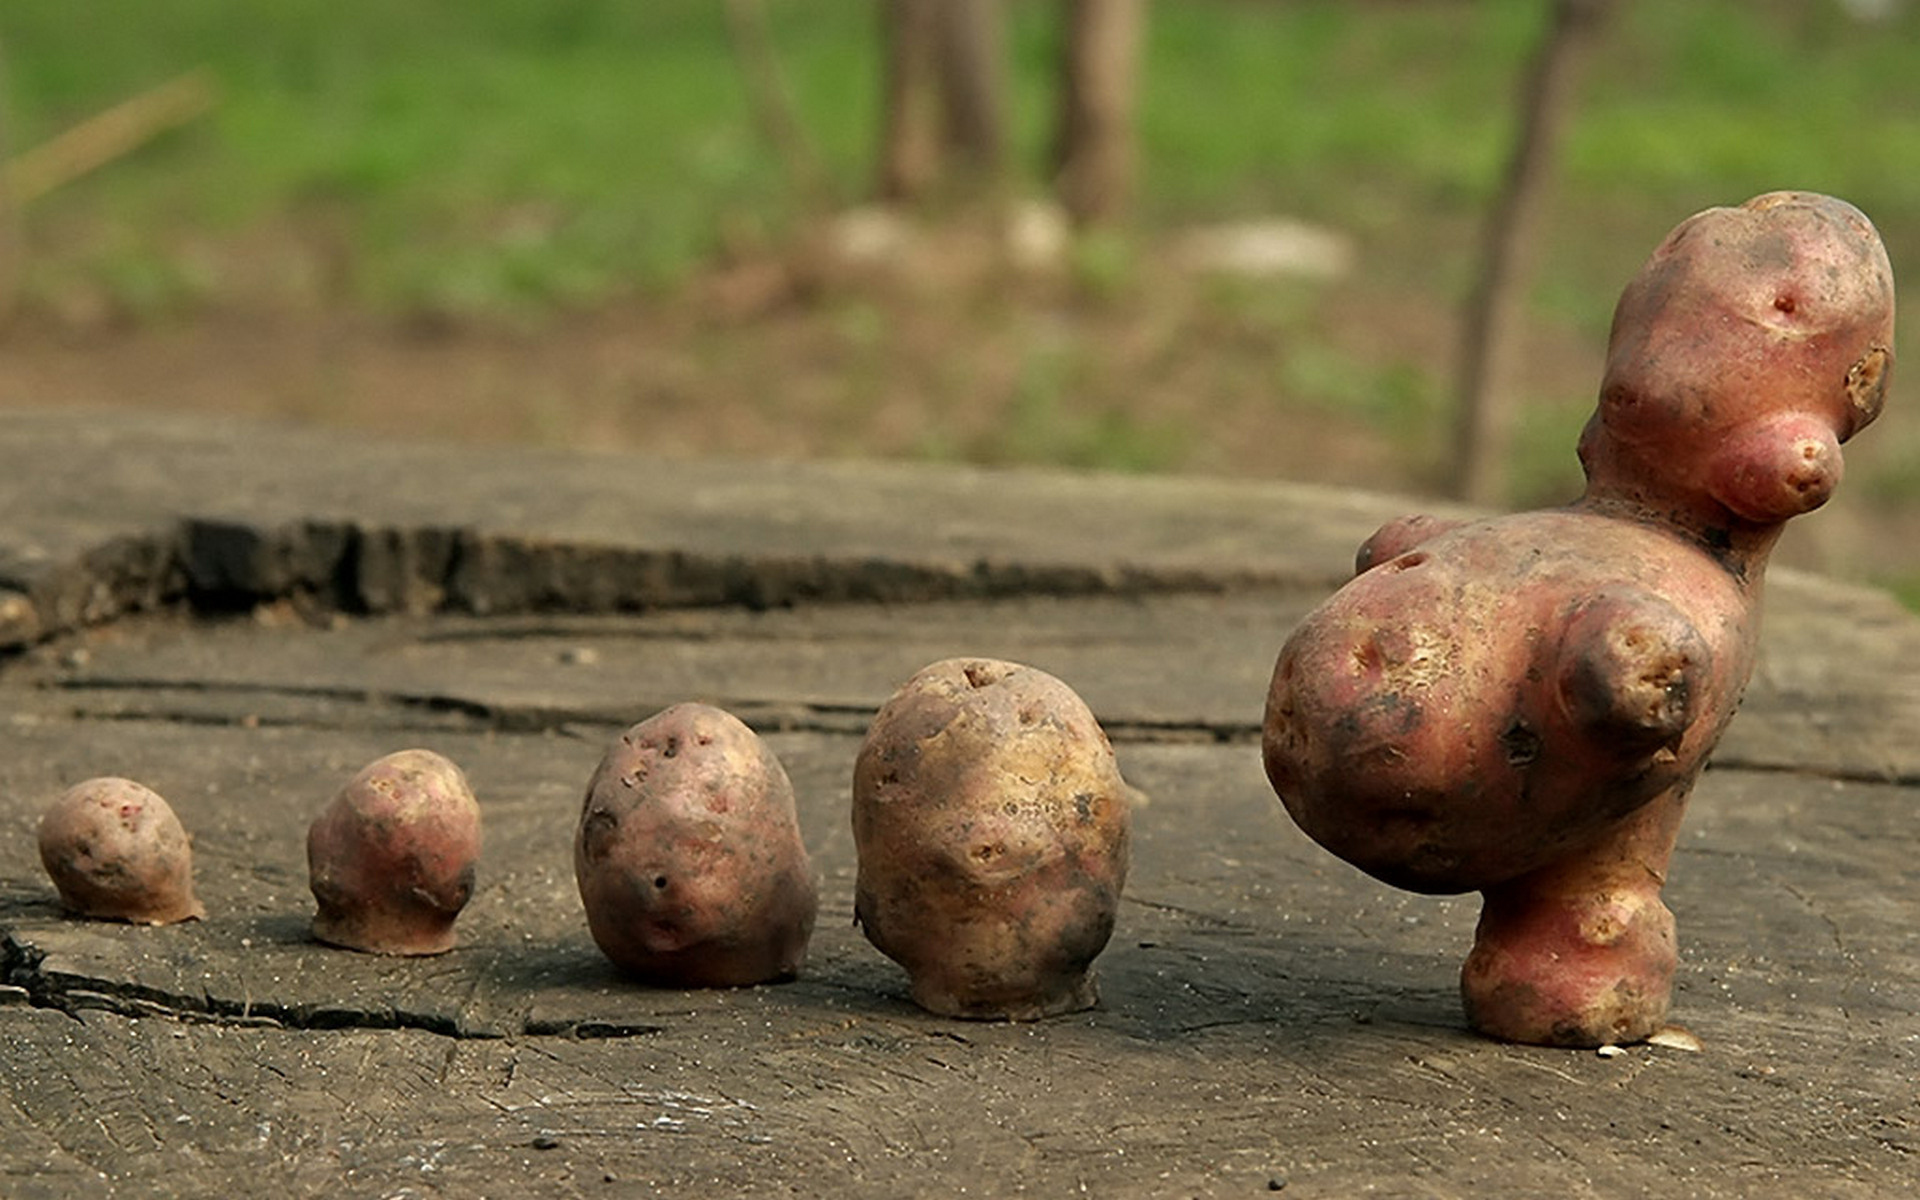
[39,777,205,925]
[308,748,482,956]
[854,658,1132,1020]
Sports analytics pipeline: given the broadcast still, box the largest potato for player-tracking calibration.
[1263,191,1895,1046]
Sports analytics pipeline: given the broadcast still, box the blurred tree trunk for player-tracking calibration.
[724,0,830,212]
[931,0,1006,183]
[876,0,940,201]
[1052,0,1145,228]
[1451,0,1616,505]
[875,0,1006,203]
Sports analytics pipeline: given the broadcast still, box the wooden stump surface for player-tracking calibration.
[1,412,1914,1198]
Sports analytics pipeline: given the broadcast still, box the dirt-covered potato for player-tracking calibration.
[38,777,204,925]
[853,657,1132,1020]
[308,748,482,956]
[574,703,817,987]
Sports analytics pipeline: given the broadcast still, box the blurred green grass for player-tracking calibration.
[5,1,875,310]
[4,0,1919,601]
[9,1,1920,312]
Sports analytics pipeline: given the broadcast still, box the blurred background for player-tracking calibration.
[1,0,1916,605]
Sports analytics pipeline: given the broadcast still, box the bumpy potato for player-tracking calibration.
[308,748,482,955]
[1264,191,1895,1047]
[853,658,1132,1020]
[574,703,817,987]
[38,777,204,925]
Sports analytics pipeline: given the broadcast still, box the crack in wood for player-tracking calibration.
[0,933,664,1042]
[46,673,1269,747]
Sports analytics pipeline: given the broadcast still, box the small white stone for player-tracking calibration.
[1647,1026,1705,1053]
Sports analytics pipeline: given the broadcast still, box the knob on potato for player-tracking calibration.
[853,658,1132,1020]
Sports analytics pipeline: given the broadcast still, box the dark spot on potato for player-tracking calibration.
[1351,638,1382,674]
[662,735,680,759]
[1499,718,1542,767]
[1772,292,1796,314]
[450,863,478,909]
[1712,526,1743,572]
[961,662,999,689]
[1370,691,1427,737]
[1074,793,1096,824]
[653,874,669,890]
[1656,669,1692,725]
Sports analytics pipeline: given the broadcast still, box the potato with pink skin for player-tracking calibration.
[308,748,482,955]
[574,703,817,987]
[853,658,1132,1020]
[39,777,204,925]
[1264,191,1895,1047]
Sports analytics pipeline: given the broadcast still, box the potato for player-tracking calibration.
[308,748,482,956]
[853,658,1131,1020]
[38,777,204,925]
[1263,192,1894,1047]
[574,703,817,987]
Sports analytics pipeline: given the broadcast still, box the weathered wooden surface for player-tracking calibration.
[1,412,1916,1197]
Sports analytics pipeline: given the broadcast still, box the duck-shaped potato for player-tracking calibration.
[853,658,1132,1020]
[1264,192,1894,1046]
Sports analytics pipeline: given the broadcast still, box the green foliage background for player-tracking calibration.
[9,1,1920,311]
